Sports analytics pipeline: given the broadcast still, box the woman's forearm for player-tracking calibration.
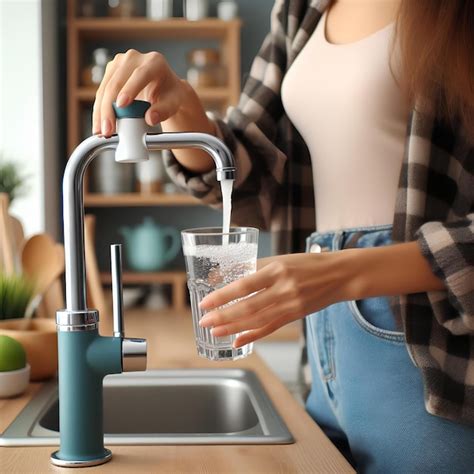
[198,241,446,344]
[346,241,445,300]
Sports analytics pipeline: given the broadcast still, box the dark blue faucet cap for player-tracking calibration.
[113,100,151,119]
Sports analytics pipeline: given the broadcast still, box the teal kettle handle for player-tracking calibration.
[162,227,181,265]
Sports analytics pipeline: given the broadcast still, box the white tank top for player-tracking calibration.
[282,11,409,232]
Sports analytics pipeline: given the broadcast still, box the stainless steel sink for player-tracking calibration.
[0,369,293,446]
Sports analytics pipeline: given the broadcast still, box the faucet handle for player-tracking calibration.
[110,244,147,372]
[113,100,151,163]
[122,337,147,372]
[110,244,124,338]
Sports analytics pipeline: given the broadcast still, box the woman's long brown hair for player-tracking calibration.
[396,0,474,140]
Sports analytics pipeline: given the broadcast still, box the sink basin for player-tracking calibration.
[0,369,293,446]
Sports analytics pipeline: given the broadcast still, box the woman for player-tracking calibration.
[93,0,474,471]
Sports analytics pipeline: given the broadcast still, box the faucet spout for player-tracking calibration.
[62,131,235,311]
[145,132,236,181]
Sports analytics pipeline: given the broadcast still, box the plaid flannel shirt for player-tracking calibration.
[165,0,474,424]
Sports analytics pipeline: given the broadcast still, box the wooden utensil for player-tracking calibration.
[10,215,25,255]
[21,234,65,318]
[39,244,65,318]
[0,193,15,275]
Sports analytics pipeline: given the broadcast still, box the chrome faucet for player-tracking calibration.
[51,101,236,468]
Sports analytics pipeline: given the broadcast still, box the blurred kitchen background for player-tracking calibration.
[0,0,302,396]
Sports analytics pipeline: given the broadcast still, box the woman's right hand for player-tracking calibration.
[93,49,187,136]
[92,49,216,173]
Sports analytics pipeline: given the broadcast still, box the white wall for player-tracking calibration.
[0,0,59,238]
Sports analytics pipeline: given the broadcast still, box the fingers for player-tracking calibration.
[199,265,275,311]
[99,52,143,136]
[117,52,164,108]
[92,50,181,136]
[93,49,154,137]
[233,318,287,348]
[200,285,277,328]
[208,304,277,337]
[92,58,119,134]
[206,299,297,338]
[256,256,279,270]
[144,98,178,127]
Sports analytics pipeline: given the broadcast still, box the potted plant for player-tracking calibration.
[0,273,58,381]
[0,157,28,205]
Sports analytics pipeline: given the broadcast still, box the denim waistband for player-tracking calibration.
[306,224,393,253]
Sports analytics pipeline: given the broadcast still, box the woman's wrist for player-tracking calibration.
[331,249,368,301]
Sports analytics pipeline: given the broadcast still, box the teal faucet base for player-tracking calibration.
[51,449,112,468]
[51,313,123,468]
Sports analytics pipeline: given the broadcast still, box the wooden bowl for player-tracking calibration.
[0,319,57,381]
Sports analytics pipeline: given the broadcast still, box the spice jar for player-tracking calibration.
[108,0,137,17]
[135,151,166,193]
[186,49,226,88]
[91,150,135,194]
[217,1,238,21]
[184,0,209,21]
[147,0,174,19]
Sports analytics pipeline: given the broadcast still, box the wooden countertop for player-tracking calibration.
[0,310,354,473]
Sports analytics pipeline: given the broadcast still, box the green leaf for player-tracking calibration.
[0,273,34,320]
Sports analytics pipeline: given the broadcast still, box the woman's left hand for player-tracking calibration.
[198,251,359,348]
[198,241,446,348]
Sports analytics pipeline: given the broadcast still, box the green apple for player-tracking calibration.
[0,335,27,372]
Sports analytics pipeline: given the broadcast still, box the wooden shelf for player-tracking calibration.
[67,0,241,311]
[75,87,97,101]
[73,18,241,40]
[84,192,201,207]
[67,1,241,152]
[76,86,231,103]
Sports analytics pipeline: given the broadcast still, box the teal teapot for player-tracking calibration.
[119,218,181,271]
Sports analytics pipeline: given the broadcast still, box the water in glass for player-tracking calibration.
[182,228,258,361]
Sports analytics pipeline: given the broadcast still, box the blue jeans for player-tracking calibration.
[305,225,474,474]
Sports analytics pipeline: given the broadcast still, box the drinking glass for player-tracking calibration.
[182,227,259,361]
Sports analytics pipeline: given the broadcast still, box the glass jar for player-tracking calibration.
[184,0,209,21]
[135,151,166,193]
[147,0,174,19]
[217,1,238,21]
[186,49,226,88]
[81,48,111,86]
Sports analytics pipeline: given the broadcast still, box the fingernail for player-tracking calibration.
[150,111,160,125]
[102,118,111,136]
[234,338,245,349]
[116,92,129,107]
[199,317,211,327]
